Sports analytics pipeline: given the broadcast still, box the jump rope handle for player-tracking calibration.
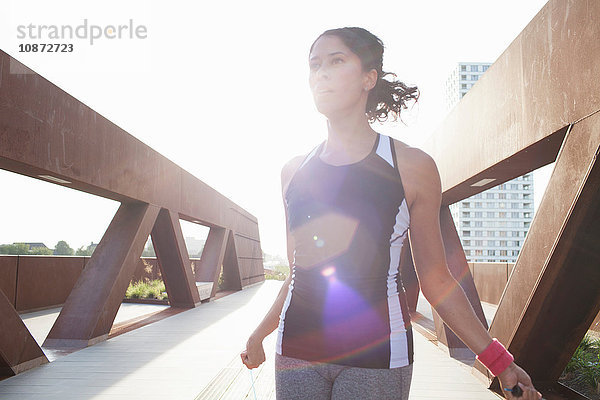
[504,384,523,397]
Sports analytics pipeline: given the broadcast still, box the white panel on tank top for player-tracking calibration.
[387,197,411,368]
[375,134,395,168]
[298,142,322,171]
[276,265,296,354]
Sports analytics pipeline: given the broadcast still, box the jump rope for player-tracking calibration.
[248,369,257,400]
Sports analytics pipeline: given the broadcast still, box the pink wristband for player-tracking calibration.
[476,338,514,377]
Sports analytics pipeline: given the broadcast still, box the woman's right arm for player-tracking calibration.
[241,155,303,369]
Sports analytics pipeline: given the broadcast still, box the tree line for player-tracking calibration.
[0,241,93,256]
[0,241,202,258]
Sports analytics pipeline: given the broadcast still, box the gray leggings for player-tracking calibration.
[275,353,413,400]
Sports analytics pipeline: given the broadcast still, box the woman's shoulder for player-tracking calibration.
[280,148,316,192]
[390,137,437,171]
[390,137,441,208]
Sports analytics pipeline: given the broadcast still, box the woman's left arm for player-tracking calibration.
[404,148,541,399]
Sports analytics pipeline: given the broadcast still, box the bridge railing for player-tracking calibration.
[0,51,263,377]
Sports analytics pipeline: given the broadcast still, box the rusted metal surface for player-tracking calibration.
[43,202,161,348]
[15,256,85,312]
[151,208,200,308]
[0,256,17,307]
[480,113,600,386]
[419,0,600,393]
[0,48,263,367]
[429,207,488,357]
[0,53,259,237]
[0,289,48,376]
[423,0,600,205]
[471,262,512,305]
[195,227,229,298]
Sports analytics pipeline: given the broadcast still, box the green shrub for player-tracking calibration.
[563,335,600,395]
[265,265,290,281]
[125,279,168,300]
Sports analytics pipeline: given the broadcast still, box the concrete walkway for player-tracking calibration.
[0,281,501,399]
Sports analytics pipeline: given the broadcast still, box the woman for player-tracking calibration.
[241,27,542,400]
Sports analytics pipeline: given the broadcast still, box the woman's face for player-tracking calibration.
[308,35,376,118]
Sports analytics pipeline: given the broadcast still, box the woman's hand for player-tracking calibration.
[240,335,266,369]
[498,362,543,399]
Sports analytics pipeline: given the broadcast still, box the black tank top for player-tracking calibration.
[276,133,414,369]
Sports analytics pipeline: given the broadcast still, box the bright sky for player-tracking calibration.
[0,0,552,257]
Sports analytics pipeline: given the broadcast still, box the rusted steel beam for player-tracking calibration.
[476,113,600,387]
[43,202,160,348]
[0,51,258,239]
[195,227,229,298]
[223,230,243,291]
[151,208,200,308]
[430,207,488,357]
[422,0,600,205]
[0,289,48,376]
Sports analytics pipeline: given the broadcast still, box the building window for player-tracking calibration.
[463,212,470,218]
[475,231,483,237]
[461,65,467,71]
[470,65,479,72]
[464,231,471,236]
[475,212,483,217]
[487,231,495,237]
[475,221,483,227]
[511,184,518,190]
[475,240,483,246]
[511,203,519,209]
[499,202,506,208]
[463,240,471,246]
[499,212,506,218]
[475,202,482,208]
[486,193,495,199]
[482,65,489,72]
[461,83,467,89]
[461,74,467,80]
[462,221,471,227]
[511,212,519,218]
[500,250,508,256]
[487,202,496,208]
[499,193,506,199]
[487,212,495,218]
[524,212,531,218]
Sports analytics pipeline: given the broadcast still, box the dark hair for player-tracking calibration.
[309,27,419,123]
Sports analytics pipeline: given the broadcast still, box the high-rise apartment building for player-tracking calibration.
[446,62,534,263]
